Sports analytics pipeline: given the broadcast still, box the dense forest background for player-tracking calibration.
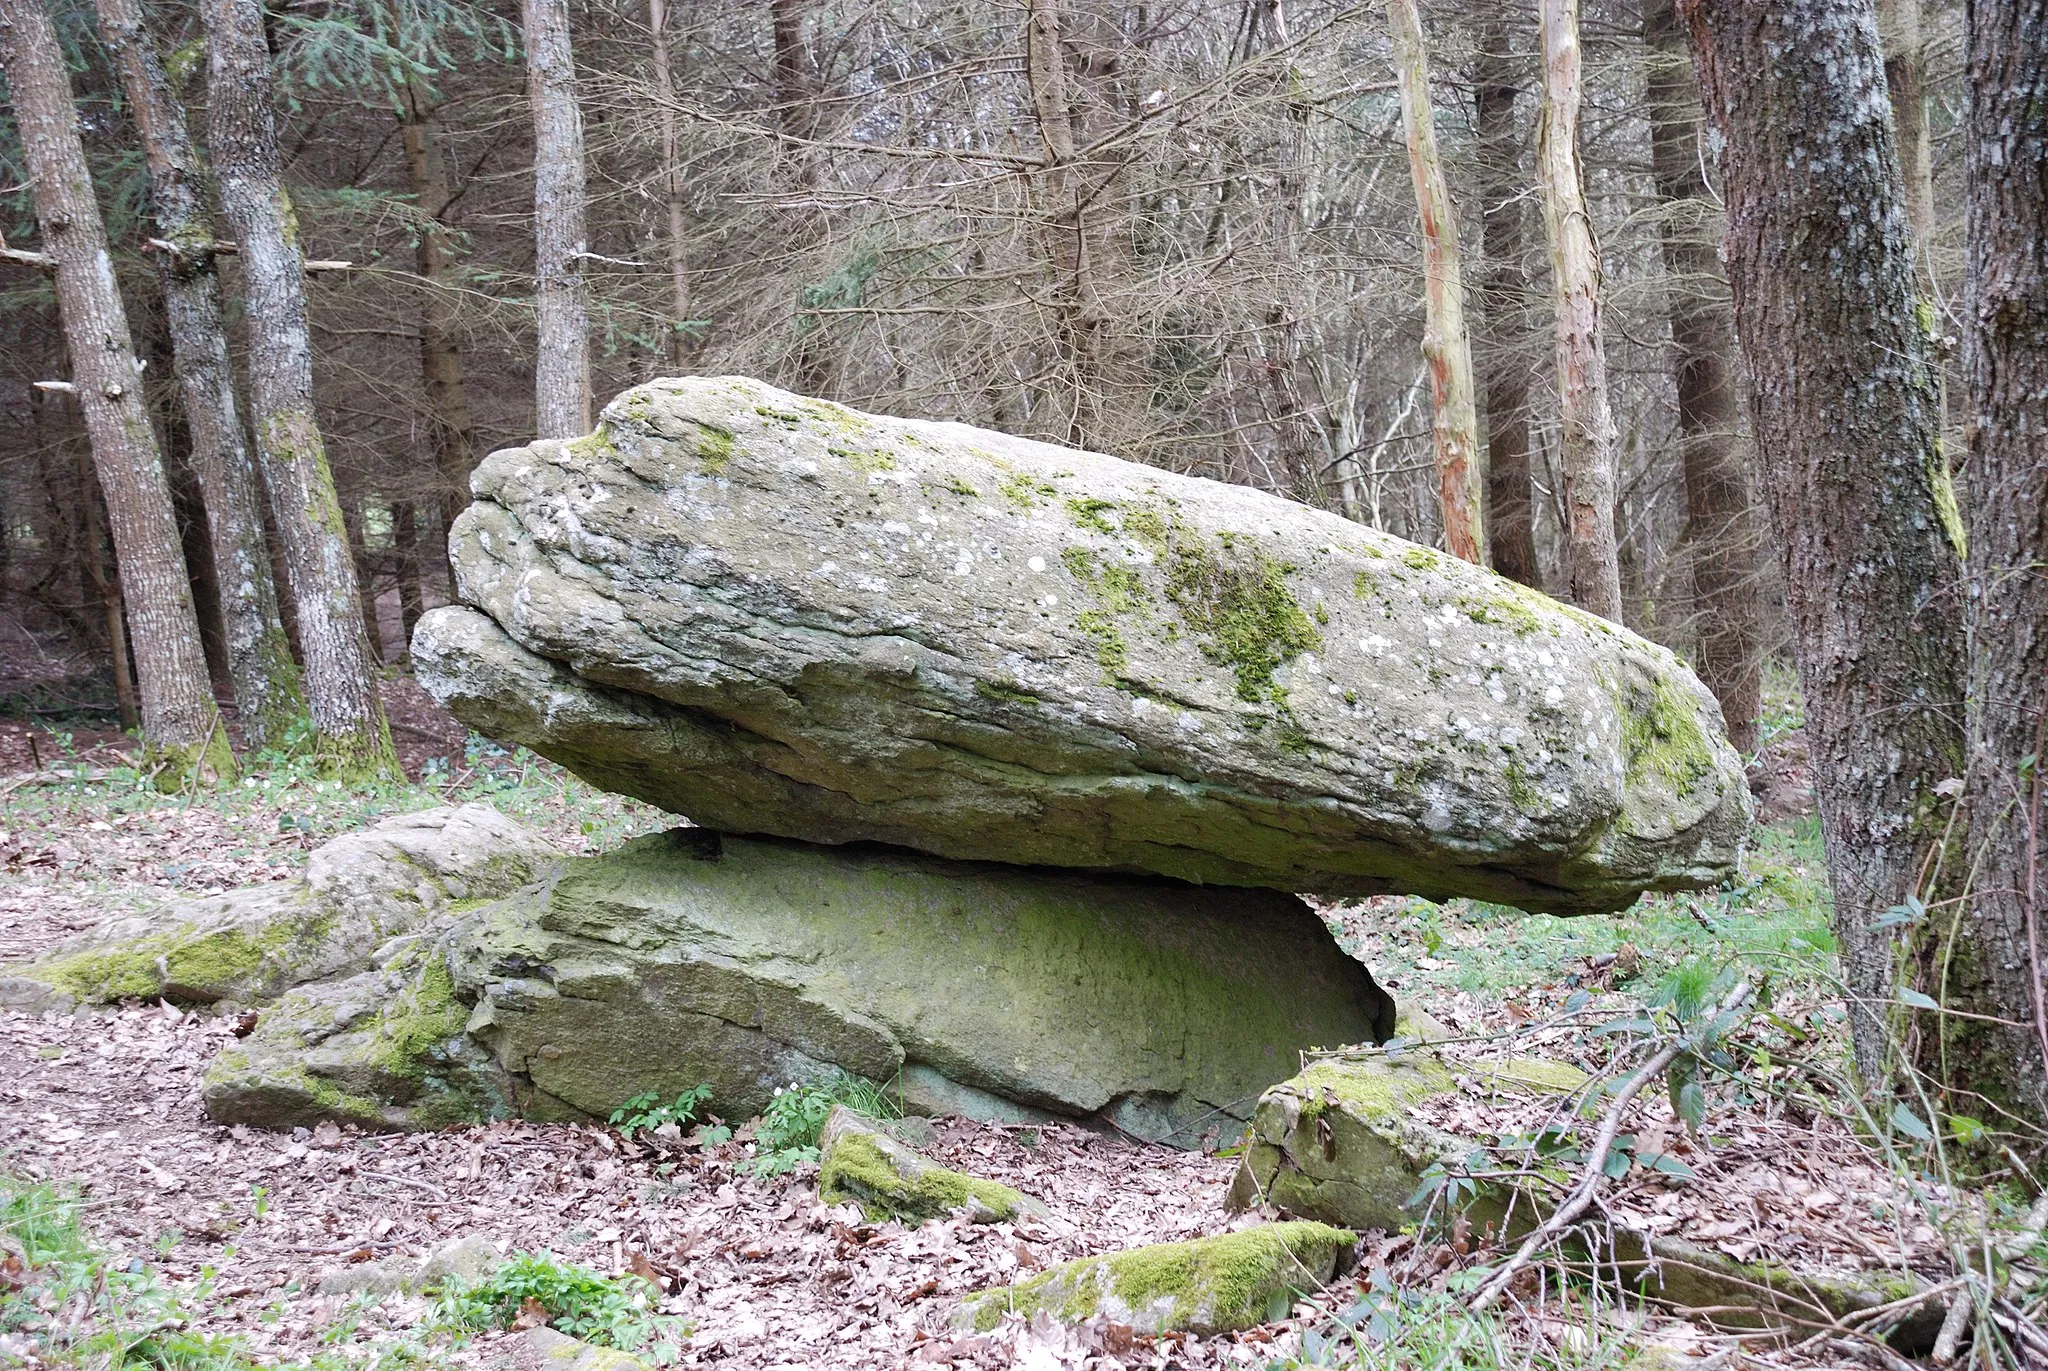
[7,0,1968,738]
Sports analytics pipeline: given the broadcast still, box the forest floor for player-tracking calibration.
[0,678,2039,1370]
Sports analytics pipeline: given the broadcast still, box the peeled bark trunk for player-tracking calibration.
[92,0,300,751]
[1684,0,1967,1080]
[649,0,691,366]
[1473,18,1540,590]
[1645,0,1762,757]
[1947,0,2048,1143]
[1387,0,1482,565]
[398,81,481,551]
[200,0,399,779]
[0,0,230,781]
[524,0,591,439]
[1536,0,1623,620]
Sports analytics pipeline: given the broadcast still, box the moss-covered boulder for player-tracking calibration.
[951,1222,1355,1335]
[0,805,557,1013]
[201,941,513,1131]
[414,376,1748,916]
[817,1106,1044,1224]
[1226,1051,1586,1236]
[449,827,1394,1138]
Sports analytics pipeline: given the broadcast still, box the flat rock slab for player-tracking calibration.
[950,1221,1355,1335]
[817,1105,1048,1225]
[449,828,1394,1140]
[414,376,1749,915]
[0,804,557,1014]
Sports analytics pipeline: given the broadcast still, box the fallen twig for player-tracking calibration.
[1469,978,1753,1312]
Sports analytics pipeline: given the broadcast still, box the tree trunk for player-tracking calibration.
[1877,0,1936,282]
[0,0,230,781]
[1387,0,1482,564]
[1645,0,1762,757]
[398,79,481,553]
[393,499,424,654]
[524,0,591,438]
[78,455,139,732]
[1536,0,1622,619]
[200,0,399,778]
[1684,0,1967,1081]
[92,0,300,751]
[1023,0,1107,449]
[1473,17,1540,589]
[649,0,691,367]
[1945,0,2048,1144]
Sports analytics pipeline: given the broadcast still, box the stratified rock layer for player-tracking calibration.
[415,376,1748,914]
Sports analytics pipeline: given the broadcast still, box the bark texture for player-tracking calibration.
[649,0,691,367]
[1473,18,1540,590]
[1536,0,1622,620]
[1684,0,1967,1078]
[1387,0,1482,565]
[1644,0,1762,757]
[1948,0,2048,1141]
[0,0,230,781]
[92,0,300,751]
[201,0,399,778]
[399,81,481,541]
[524,0,592,438]
[1878,0,1937,280]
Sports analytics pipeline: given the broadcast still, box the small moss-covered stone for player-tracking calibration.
[952,1221,1353,1335]
[817,1107,1041,1224]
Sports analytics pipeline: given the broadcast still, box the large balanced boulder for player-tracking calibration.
[414,376,1747,915]
[195,823,1393,1140]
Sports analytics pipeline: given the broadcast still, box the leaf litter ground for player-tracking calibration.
[0,729,2008,1369]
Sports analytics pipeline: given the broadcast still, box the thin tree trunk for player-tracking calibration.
[92,0,300,751]
[524,0,591,438]
[1024,0,1105,447]
[200,0,399,778]
[1684,0,1967,1080]
[1536,0,1622,619]
[0,0,229,781]
[78,457,139,732]
[393,500,424,654]
[649,0,690,367]
[1387,0,1482,564]
[398,79,481,549]
[1473,17,1539,589]
[341,494,384,666]
[1946,0,2048,1143]
[1645,0,1762,756]
[1878,0,1936,282]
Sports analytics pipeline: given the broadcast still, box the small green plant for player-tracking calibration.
[433,1252,671,1352]
[608,1084,712,1140]
[738,1071,900,1178]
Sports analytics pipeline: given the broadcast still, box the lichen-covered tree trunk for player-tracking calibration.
[0,0,231,783]
[92,0,300,751]
[200,0,399,779]
[1945,0,2048,1143]
[524,0,591,439]
[1387,0,1482,565]
[1473,17,1539,590]
[1683,0,1966,1078]
[1644,0,1762,757]
[1536,0,1622,620]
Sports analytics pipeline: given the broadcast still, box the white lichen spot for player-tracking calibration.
[1028,556,1047,573]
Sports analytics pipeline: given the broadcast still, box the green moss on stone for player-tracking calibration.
[1291,1057,1455,1126]
[1400,547,1442,573]
[1618,676,1716,793]
[1164,542,1321,703]
[819,1133,1028,1224]
[965,1222,1351,1334]
[692,422,735,473]
[34,947,160,1001]
[367,957,469,1081]
[999,472,1058,509]
[1065,497,1121,535]
[974,677,1042,706]
[830,445,896,474]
